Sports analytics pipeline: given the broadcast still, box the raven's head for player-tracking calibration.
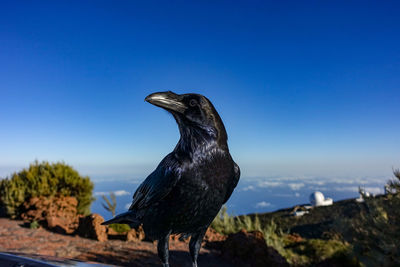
[145,91,227,149]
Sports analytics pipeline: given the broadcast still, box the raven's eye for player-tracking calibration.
[189,99,197,107]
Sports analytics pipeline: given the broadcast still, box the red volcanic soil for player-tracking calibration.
[0,218,231,267]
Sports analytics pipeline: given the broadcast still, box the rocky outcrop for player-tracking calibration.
[127,225,145,241]
[77,213,107,242]
[20,196,80,234]
[287,233,303,243]
[222,229,289,267]
[204,228,228,250]
[204,228,227,243]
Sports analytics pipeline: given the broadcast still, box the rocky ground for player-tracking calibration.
[0,195,288,266]
[0,218,232,267]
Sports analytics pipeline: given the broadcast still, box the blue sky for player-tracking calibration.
[1,1,399,180]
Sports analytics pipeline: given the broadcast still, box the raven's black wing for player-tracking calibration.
[129,154,181,211]
[102,155,181,226]
[223,161,240,204]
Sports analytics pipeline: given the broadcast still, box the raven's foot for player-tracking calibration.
[189,229,206,267]
[158,233,171,267]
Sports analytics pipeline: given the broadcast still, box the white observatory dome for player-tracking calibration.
[310,191,325,206]
[309,191,333,207]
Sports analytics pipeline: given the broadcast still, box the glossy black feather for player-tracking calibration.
[129,155,181,211]
[223,162,240,204]
[102,91,240,267]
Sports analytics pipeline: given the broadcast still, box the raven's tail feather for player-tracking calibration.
[101,211,140,228]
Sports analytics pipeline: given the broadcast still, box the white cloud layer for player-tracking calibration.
[255,201,271,208]
[334,186,383,195]
[257,181,283,187]
[241,185,256,191]
[114,190,131,196]
[94,190,131,196]
[288,183,305,190]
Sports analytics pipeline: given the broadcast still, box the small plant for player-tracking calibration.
[109,223,131,233]
[102,192,117,217]
[211,206,263,234]
[210,206,238,234]
[30,220,39,229]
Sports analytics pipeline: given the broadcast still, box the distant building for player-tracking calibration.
[294,210,309,217]
[309,191,333,207]
[355,194,364,203]
[290,205,310,217]
[356,187,371,203]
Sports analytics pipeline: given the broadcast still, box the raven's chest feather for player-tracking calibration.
[181,152,232,191]
[142,151,234,237]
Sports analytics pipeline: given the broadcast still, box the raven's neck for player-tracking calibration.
[174,125,228,159]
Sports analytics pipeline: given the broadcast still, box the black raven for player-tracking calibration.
[102,91,240,267]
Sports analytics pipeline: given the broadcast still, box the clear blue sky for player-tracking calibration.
[1,1,399,179]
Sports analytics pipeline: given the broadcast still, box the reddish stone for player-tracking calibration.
[77,214,107,242]
[127,225,145,241]
[20,196,80,234]
[205,228,227,243]
[222,229,289,267]
[203,228,228,250]
[287,233,303,243]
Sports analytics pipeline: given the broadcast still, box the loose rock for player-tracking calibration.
[222,229,289,267]
[127,225,145,241]
[77,213,107,242]
[204,228,227,250]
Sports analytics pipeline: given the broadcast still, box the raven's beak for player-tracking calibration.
[145,91,186,114]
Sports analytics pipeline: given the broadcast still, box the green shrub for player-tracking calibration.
[287,239,354,266]
[0,160,94,218]
[30,220,39,229]
[210,206,238,234]
[211,206,263,234]
[109,223,131,233]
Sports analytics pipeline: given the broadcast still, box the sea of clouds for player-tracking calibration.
[91,174,390,220]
